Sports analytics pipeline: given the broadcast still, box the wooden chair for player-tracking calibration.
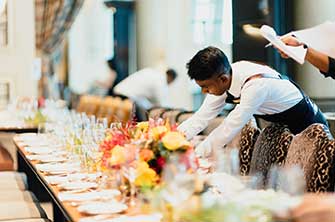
[176,111,194,124]
[147,107,169,119]
[285,124,335,192]
[116,99,134,123]
[161,109,185,125]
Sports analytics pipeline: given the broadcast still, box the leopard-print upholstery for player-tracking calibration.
[285,124,335,192]
[225,119,260,176]
[239,121,261,175]
[249,123,293,178]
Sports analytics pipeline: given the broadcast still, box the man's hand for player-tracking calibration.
[195,139,213,158]
[275,35,304,59]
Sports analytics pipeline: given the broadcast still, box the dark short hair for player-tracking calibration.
[107,58,118,71]
[186,46,231,80]
[166,68,178,81]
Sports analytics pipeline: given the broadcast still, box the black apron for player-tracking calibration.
[225,74,329,134]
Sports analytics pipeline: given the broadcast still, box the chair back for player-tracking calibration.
[285,124,335,192]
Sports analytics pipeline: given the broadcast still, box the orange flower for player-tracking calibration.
[139,149,154,162]
[162,131,191,151]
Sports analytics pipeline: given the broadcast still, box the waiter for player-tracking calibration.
[178,46,328,157]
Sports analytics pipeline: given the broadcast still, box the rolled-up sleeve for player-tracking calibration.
[177,94,227,140]
[320,56,335,79]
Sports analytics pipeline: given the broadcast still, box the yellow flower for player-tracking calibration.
[162,131,191,151]
[137,121,149,131]
[150,126,168,140]
[109,145,126,165]
[135,161,158,187]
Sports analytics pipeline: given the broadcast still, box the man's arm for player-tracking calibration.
[177,94,227,140]
[195,79,268,157]
[277,35,335,79]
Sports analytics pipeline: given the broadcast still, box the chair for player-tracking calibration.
[147,107,169,120]
[0,171,28,190]
[285,124,335,192]
[0,142,13,171]
[0,201,47,221]
[324,112,335,137]
[161,109,185,125]
[98,96,122,125]
[230,119,261,176]
[249,123,294,178]
[116,99,134,123]
[176,111,194,124]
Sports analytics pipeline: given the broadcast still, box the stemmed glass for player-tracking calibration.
[267,164,305,195]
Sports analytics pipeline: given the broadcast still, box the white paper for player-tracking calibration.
[292,21,335,59]
[260,25,307,64]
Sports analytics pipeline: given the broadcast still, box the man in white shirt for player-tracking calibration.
[178,46,328,157]
[114,68,177,109]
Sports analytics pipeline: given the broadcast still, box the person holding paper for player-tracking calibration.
[178,46,328,157]
[276,35,335,79]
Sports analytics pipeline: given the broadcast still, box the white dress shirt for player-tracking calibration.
[114,68,169,108]
[178,61,303,157]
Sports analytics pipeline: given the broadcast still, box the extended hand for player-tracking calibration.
[195,140,213,158]
[275,35,304,59]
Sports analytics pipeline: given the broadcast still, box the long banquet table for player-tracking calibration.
[14,134,157,222]
[14,136,82,222]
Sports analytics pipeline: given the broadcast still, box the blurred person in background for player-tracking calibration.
[113,67,177,109]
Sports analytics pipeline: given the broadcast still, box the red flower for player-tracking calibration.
[157,156,166,169]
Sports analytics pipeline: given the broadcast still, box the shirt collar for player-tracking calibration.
[227,63,241,98]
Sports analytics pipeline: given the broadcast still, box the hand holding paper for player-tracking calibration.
[260,25,307,64]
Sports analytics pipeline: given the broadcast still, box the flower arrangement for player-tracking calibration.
[99,118,198,188]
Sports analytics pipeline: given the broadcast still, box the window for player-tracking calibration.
[192,0,232,45]
[0,0,8,46]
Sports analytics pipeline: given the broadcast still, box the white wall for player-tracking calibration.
[0,0,36,98]
[136,0,232,110]
[293,0,335,98]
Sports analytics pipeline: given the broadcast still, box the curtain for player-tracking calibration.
[35,0,84,98]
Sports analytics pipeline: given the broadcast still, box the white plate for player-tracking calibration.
[36,163,80,174]
[45,175,68,185]
[78,201,127,215]
[26,155,67,163]
[25,147,55,154]
[59,189,120,202]
[79,213,163,222]
[58,181,98,191]
[67,173,101,181]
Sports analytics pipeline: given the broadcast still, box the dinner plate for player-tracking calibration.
[58,181,98,191]
[45,175,68,185]
[79,213,163,222]
[59,189,120,202]
[36,163,80,174]
[78,201,127,215]
[25,147,56,154]
[26,155,67,163]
